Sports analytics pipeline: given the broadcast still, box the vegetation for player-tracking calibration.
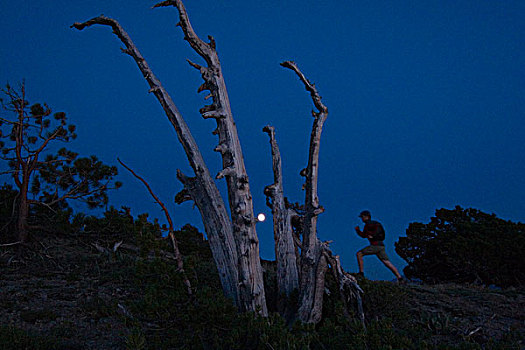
[0,83,122,242]
[0,209,522,349]
[395,206,525,287]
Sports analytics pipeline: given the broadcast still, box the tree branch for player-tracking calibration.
[280,61,328,116]
[118,158,192,295]
[153,0,214,65]
[0,241,22,247]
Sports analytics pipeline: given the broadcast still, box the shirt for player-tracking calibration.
[359,219,385,246]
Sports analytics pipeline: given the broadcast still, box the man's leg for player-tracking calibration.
[381,259,402,279]
[376,247,403,280]
[356,251,365,273]
[357,246,376,275]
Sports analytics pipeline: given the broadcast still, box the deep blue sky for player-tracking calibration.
[2,1,524,280]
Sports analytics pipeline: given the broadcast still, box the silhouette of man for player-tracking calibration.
[355,210,403,282]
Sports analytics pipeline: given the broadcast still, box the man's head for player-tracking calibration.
[359,210,371,222]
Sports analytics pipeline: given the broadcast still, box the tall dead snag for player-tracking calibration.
[154,0,267,315]
[263,126,299,309]
[72,15,241,308]
[269,61,363,324]
[280,61,329,323]
[72,0,267,315]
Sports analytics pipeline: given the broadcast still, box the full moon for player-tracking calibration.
[257,213,266,222]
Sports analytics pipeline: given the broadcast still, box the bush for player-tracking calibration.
[395,206,525,287]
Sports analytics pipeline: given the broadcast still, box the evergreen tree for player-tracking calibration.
[0,83,122,242]
[395,206,525,287]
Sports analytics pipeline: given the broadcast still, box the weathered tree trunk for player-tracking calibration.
[73,0,268,315]
[322,245,365,328]
[155,0,267,315]
[263,126,299,310]
[72,16,241,307]
[73,1,364,324]
[270,61,363,325]
[279,61,329,323]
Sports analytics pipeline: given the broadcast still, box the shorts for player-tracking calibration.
[358,245,389,261]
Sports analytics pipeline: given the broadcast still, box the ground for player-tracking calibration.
[0,231,523,349]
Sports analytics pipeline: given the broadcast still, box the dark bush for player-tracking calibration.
[395,206,525,287]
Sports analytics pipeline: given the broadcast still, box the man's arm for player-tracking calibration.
[356,224,374,238]
[355,226,368,238]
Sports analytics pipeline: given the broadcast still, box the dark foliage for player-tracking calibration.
[0,83,122,241]
[0,212,522,349]
[395,206,525,287]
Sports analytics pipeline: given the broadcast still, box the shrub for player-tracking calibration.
[395,206,525,287]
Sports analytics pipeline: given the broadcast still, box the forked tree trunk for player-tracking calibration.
[72,15,241,307]
[268,61,363,324]
[73,0,267,315]
[156,0,267,315]
[280,61,329,323]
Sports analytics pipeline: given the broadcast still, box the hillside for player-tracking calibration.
[0,227,523,349]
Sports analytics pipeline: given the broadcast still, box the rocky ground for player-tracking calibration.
[404,283,524,345]
[0,233,143,349]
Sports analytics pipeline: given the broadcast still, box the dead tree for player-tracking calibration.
[72,0,266,315]
[263,125,299,318]
[264,62,363,324]
[73,0,363,323]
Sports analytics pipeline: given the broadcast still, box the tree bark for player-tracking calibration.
[280,61,329,323]
[263,126,299,303]
[72,16,240,306]
[154,0,267,315]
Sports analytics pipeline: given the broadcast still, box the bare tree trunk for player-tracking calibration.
[263,62,364,324]
[72,16,240,306]
[73,2,364,323]
[280,61,329,323]
[263,126,299,311]
[154,0,267,315]
[73,1,268,314]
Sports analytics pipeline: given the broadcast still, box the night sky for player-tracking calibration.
[1,1,524,280]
